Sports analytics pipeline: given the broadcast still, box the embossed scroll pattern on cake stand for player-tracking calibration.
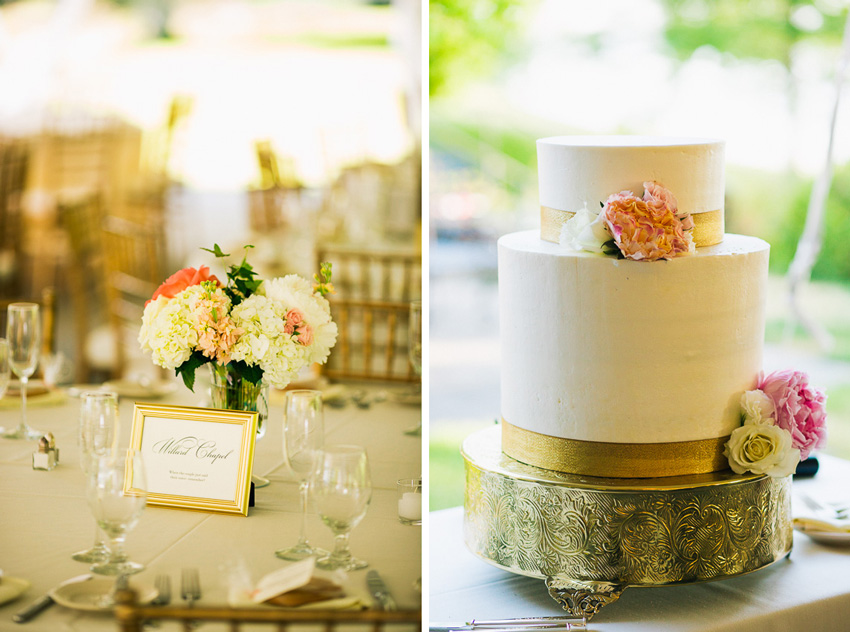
[462,426,793,620]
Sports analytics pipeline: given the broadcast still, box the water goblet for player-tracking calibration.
[1,303,42,439]
[0,339,10,400]
[276,389,326,560]
[87,449,147,578]
[313,445,372,571]
[72,391,119,563]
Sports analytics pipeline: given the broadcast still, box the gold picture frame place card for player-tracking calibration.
[129,403,258,516]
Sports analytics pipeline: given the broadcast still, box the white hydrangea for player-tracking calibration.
[229,294,308,389]
[261,276,338,365]
[138,288,204,370]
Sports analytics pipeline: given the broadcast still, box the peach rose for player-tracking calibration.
[296,324,314,345]
[602,191,691,261]
[149,266,220,304]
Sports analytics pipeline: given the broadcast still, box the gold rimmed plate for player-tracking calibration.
[51,578,157,612]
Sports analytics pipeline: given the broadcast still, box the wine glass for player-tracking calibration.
[87,449,146,578]
[72,391,119,563]
[1,303,42,439]
[313,445,372,571]
[276,389,326,560]
[405,299,422,435]
[0,339,10,400]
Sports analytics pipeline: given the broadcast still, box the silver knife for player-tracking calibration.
[366,570,397,611]
[430,625,585,632]
[12,574,92,623]
[429,618,586,632]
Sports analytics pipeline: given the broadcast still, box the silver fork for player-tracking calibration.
[152,574,172,606]
[800,492,849,519]
[180,568,201,606]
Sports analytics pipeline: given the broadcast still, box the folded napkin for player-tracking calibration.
[227,558,365,610]
[0,577,30,606]
[793,516,850,534]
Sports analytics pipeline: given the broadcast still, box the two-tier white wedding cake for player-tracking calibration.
[498,136,770,478]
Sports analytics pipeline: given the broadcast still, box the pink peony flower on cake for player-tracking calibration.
[602,184,692,261]
[757,370,827,460]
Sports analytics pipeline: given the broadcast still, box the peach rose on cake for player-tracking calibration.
[602,189,692,262]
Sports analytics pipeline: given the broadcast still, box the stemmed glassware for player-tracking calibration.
[73,391,119,563]
[87,449,147,578]
[0,339,10,400]
[1,303,42,439]
[312,444,372,571]
[276,389,326,560]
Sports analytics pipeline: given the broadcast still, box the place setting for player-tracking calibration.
[0,242,420,628]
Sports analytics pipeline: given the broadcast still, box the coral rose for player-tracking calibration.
[149,266,220,304]
[602,190,691,261]
[758,370,827,460]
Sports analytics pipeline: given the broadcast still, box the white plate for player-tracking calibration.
[0,577,31,606]
[796,528,850,546]
[102,380,178,399]
[51,578,157,612]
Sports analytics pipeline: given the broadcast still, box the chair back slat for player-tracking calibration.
[114,588,422,632]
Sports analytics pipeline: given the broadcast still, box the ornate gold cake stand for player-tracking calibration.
[462,426,793,620]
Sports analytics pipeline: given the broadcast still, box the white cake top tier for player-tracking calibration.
[537,136,725,215]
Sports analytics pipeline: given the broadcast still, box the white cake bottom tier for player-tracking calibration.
[498,230,770,451]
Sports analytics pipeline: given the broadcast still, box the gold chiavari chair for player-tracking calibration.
[114,588,422,632]
[59,193,109,380]
[0,137,30,296]
[315,247,420,303]
[249,140,304,233]
[324,299,416,383]
[101,215,164,379]
[316,247,420,382]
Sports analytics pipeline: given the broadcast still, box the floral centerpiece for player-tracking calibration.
[560,181,695,261]
[724,370,827,477]
[138,245,337,425]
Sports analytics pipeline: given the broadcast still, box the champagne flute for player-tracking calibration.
[1,303,42,439]
[0,339,10,400]
[72,391,119,563]
[276,389,326,560]
[87,449,147,578]
[313,445,372,571]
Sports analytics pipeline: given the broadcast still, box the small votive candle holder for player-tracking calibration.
[397,478,422,526]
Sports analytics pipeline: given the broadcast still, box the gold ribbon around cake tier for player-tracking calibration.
[502,420,730,478]
[540,206,725,248]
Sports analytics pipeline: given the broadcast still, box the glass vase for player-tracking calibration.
[209,364,270,487]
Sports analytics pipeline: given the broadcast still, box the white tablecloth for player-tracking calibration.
[429,455,850,632]
[0,382,422,630]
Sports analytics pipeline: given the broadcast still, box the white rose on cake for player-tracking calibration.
[724,423,799,478]
[740,390,775,425]
[558,207,609,253]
